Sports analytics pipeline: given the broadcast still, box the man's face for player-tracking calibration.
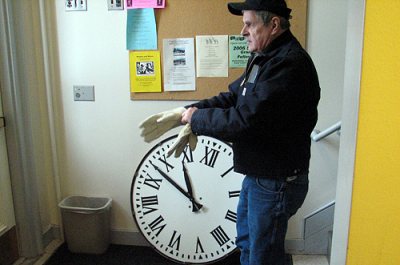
[241,11,274,53]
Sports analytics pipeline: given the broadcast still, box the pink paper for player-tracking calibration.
[126,0,165,9]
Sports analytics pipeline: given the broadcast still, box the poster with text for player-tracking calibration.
[229,35,250,68]
[130,51,162,93]
[196,35,228,77]
[163,38,196,91]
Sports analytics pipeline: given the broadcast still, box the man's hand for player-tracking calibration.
[181,107,198,124]
[139,107,186,143]
[167,124,198,158]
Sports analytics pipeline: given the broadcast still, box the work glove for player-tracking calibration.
[139,107,186,143]
[167,124,198,158]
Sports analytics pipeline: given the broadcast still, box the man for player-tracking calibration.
[139,0,320,264]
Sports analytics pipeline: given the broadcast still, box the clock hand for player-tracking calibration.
[149,161,203,211]
[182,161,201,212]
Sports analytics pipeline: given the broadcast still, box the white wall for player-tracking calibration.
[54,0,347,241]
[286,0,348,238]
[54,1,190,231]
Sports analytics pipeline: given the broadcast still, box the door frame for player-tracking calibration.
[0,0,44,258]
[330,0,365,264]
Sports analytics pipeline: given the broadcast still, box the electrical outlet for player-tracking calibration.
[108,0,124,10]
[65,0,87,11]
[73,85,95,101]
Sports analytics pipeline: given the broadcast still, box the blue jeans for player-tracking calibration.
[236,174,309,265]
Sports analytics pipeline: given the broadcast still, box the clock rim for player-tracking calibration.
[130,134,239,264]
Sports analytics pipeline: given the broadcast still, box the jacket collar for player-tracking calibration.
[256,29,295,58]
[244,30,295,78]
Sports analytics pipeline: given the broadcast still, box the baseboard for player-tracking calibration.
[43,225,150,247]
[110,229,149,246]
[43,226,307,252]
[110,230,305,254]
[42,225,62,248]
[44,201,334,255]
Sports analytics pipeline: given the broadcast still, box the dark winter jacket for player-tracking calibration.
[189,30,320,178]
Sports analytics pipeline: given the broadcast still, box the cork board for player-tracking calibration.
[130,0,308,101]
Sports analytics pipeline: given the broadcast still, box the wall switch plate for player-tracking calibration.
[65,0,87,11]
[108,0,124,10]
[74,85,95,101]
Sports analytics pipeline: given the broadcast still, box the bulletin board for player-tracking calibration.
[130,0,308,101]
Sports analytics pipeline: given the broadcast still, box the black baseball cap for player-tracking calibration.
[228,0,292,19]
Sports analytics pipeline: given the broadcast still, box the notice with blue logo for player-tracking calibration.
[229,35,250,68]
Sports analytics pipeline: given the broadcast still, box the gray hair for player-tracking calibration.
[255,10,291,30]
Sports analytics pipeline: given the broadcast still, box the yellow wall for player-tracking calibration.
[347,1,400,264]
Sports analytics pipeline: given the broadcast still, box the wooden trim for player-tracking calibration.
[0,226,19,265]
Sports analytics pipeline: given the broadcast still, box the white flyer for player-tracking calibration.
[162,38,196,91]
[195,35,229,77]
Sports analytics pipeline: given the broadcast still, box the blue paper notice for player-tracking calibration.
[126,8,157,50]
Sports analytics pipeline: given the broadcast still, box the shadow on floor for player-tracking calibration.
[45,244,292,265]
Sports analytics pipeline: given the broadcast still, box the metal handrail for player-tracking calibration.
[311,121,341,142]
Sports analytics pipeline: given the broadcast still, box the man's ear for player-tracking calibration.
[271,17,281,34]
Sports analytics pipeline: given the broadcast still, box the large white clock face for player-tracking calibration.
[131,135,244,264]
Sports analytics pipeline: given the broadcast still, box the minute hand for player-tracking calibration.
[149,161,203,211]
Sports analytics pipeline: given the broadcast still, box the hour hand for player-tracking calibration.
[149,161,203,211]
[182,161,201,212]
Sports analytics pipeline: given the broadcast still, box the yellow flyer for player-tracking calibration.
[130,51,162,93]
